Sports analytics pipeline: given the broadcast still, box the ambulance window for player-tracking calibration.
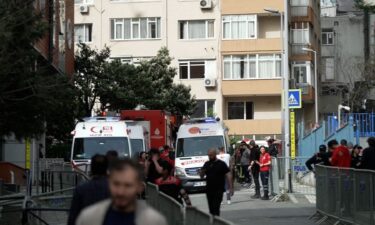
[73,137,130,159]
[177,136,224,157]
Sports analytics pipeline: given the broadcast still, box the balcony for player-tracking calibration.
[221,38,282,54]
[224,119,282,135]
[297,83,315,102]
[291,6,314,20]
[290,43,314,61]
[222,79,282,96]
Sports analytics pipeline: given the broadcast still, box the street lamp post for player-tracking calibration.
[264,0,290,192]
[302,47,318,126]
[338,104,351,127]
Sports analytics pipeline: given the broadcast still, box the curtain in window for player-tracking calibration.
[259,55,273,78]
[248,21,255,37]
[249,56,256,78]
[156,18,161,38]
[115,19,123,39]
[124,19,131,39]
[232,56,242,79]
[207,21,214,38]
[224,59,231,79]
[74,25,84,42]
[205,60,216,78]
[189,21,205,39]
[140,18,147,39]
[223,22,230,39]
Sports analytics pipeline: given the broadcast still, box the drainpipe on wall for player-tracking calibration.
[48,0,54,63]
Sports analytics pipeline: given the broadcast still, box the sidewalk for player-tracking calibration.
[190,187,316,225]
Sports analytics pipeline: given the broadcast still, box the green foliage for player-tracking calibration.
[74,43,111,117]
[0,0,75,139]
[76,45,196,116]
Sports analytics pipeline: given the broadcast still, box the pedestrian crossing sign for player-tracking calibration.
[288,89,302,109]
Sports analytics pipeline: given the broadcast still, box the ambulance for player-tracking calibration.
[70,117,132,172]
[126,122,150,159]
[174,118,231,191]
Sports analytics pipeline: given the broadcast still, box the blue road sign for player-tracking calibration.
[288,89,302,109]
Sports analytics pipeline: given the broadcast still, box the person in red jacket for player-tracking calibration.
[330,139,352,168]
[257,146,271,200]
[160,145,175,167]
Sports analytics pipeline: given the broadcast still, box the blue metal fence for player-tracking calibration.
[298,118,355,157]
[329,113,375,137]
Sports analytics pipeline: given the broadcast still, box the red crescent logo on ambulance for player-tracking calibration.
[188,127,200,134]
[90,126,99,133]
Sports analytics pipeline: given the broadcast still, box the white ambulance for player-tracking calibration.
[70,117,132,172]
[175,118,231,191]
[126,122,150,159]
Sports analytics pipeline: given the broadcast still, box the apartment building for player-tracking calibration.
[289,0,321,129]
[74,0,320,140]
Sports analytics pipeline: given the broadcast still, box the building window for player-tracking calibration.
[75,0,94,4]
[323,57,335,80]
[222,15,257,39]
[322,29,334,45]
[223,54,281,79]
[227,101,253,120]
[292,64,308,83]
[179,61,210,79]
[74,24,92,43]
[179,20,214,39]
[110,17,161,40]
[191,100,215,118]
[290,22,311,44]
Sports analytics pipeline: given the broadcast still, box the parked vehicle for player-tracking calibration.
[174,118,230,191]
[70,117,132,172]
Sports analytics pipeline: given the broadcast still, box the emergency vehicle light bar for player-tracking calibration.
[82,117,121,122]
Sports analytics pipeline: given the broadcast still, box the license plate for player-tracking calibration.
[194,181,206,187]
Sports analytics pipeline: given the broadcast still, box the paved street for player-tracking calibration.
[190,188,316,225]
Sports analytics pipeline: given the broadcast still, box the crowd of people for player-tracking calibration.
[305,137,375,171]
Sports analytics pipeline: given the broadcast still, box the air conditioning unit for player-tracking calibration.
[200,0,212,9]
[79,5,89,14]
[204,78,216,87]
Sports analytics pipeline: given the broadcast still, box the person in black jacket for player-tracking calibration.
[68,154,110,225]
[305,145,327,172]
[249,140,261,199]
[362,137,375,170]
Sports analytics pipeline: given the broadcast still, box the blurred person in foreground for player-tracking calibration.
[145,148,166,183]
[76,158,167,225]
[68,154,110,225]
[155,162,191,206]
[200,148,234,216]
[257,146,271,200]
[362,137,375,170]
[305,145,327,172]
[330,139,351,168]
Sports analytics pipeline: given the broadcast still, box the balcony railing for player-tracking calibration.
[291,6,308,17]
[290,0,309,6]
[296,83,309,95]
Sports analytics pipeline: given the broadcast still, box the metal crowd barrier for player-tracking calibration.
[146,183,234,225]
[270,157,316,198]
[313,165,375,225]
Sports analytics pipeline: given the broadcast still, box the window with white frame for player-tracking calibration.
[179,61,204,79]
[75,0,94,4]
[322,28,334,45]
[179,20,214,39]
[222,15,257,39]
[292,64,308,83]
[74,24,92,43]
[290,23,310,44]
[110,17,161,40]
[223,54,281,79]
[227,101,253,120]
[179,60,215,79]
[191,100,216,118]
